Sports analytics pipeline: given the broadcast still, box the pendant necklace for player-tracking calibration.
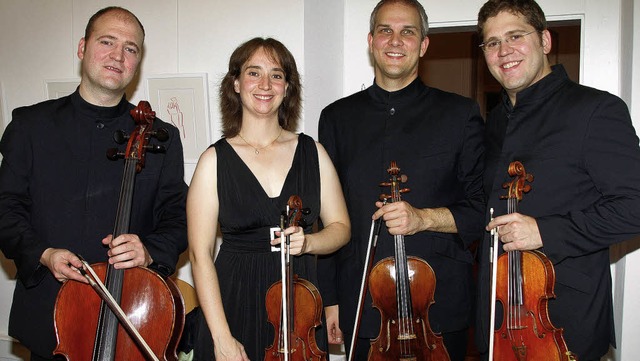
[237,127,283,155]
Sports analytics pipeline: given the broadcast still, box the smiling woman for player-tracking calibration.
[186,37,350,361]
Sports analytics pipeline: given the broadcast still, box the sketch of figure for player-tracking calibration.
[167,97,185,138]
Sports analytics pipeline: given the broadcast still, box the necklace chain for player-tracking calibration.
[237,127,283,155]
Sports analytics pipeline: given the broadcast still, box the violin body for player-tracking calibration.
[489,161,575,361]
[54,263,184,361]
[265,275,326,361]
[368,256,449,361]
[493,250,572,361]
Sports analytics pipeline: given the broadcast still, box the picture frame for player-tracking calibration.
[45,79,80,100]
[0,82,6,132]
[0,82,6,162]
[145,74,211,164]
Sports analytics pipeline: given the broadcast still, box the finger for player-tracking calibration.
[372,207,385,220]
[101,234,114,246]
[62,263,89,283]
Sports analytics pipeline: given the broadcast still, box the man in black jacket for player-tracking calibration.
[476,1,640,360]
[0,7,187,360]
[317,1,485,359]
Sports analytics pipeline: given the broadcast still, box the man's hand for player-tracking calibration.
[325,305,344,344]
[102,234,153,269]
[373,200,425,236]
[486,212,543,251]
[40,248,87,283]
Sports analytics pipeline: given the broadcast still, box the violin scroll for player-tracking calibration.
[501,160,533,201]
[379,161,410,203]
[283,195,311,229]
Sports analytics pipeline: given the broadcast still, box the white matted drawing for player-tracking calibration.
[0,82,5,132]
[146,74,210,163]
[45,79,80,100]
[0,82,6,163]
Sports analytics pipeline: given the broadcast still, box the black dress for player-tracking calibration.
[192,133,326,360]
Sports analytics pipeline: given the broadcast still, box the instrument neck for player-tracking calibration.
[506,197,524,313]
[93,157,137,361]
[394,234,414,322]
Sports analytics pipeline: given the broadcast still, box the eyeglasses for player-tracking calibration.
[479,30,538,53]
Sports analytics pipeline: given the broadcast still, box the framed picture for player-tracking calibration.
[0,82,6,131]
[45,79,80,100]
[146,74,211,164]
[0,82,6,162]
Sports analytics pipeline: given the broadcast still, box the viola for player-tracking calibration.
[367,161,450,361]
[488,161,576,361]
[53,101,185,361]
[265,195,326,361]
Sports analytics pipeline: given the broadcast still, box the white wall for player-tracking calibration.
[1,0,640,360]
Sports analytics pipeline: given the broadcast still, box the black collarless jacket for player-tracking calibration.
[476,65,640,360]
[318,78,485,337]
[0,91,188,357]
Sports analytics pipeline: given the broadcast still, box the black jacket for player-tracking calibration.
[318,77,485,338]
[0,90,188,357]
[476,65,640,360]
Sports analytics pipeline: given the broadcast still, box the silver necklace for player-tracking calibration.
[237,127,283,155]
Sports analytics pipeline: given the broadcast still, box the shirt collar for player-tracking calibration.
[502,64,569,110]
[367,77,425,104]
[71,88,130,120]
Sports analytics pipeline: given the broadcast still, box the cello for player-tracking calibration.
[488,161,576,361]
[53,101,185,361]
[265,195,326,361]
[367,161,450,361]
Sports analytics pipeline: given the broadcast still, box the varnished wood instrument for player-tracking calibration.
[265,195,326,361]
[488,161,576,361]
[53,101,185,361]
[366,161,450,360]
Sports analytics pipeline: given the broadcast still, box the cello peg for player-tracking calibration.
[151,128,169,142]
[113,130,129,144]
[106,148,124,160]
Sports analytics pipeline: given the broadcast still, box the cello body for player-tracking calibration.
[54,264,184,361]
[368,256,449,361]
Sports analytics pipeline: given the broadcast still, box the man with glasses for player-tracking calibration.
[318,0,485,359]
[476,1,640,360]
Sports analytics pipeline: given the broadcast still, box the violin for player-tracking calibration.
[488,161,576,361]
[367,161,450,360]
[265,195,326,361]
[53,101,185,361]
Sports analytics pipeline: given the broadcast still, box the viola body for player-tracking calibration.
[53,263,185,361]
[368,256,449,361]
[493,250,572,361]
[265,276,326,361]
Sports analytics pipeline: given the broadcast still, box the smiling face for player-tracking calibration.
[368,1,428,91]
[481,10,552,104]
[77,10,144,106]
[233,47,288,121]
